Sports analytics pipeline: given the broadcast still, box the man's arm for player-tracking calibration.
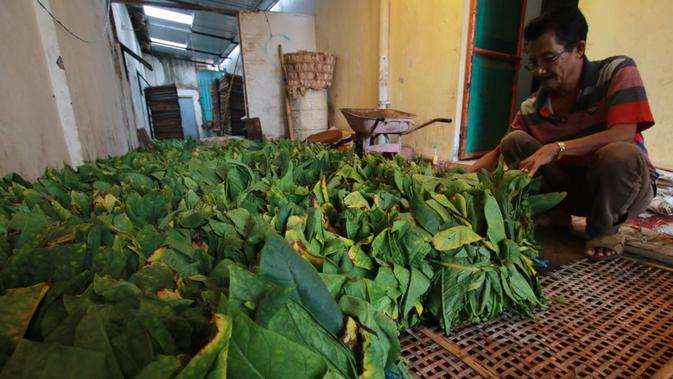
[467,148,500,173]
[519,123,637,176]
[468,110,531,173]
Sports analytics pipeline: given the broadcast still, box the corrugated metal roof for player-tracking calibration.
[135,0,277,65]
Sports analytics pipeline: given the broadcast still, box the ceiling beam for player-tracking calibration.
[167,56,219,68]
[191,29,237,43]
[152,43,224,57]
[111,0,240,17]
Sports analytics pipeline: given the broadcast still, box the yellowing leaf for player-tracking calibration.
[431,225,482,251]
[147,246,167,263]
[0,282,50,348]
[46,231,76,247]
[414,302,423,316]
[290,240,324,268]
[94,194,119,213]
[343,191,369,210]
[157,288,182,301]
[522,255,537,275]
[175,313,232,379]
[191,241,208,251]
[340,317,359,349]
[320,177,330,204]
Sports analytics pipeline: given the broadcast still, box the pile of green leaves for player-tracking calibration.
[0,139,563,378]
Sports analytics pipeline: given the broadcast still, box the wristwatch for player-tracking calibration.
[555,142,566,160]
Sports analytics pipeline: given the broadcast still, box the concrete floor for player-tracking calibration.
[535,225,586,271]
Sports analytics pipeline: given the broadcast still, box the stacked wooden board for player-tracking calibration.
[211,74,246,135]
[145,85,183,139]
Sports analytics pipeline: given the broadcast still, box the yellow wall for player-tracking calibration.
[314,0,380,129]
[313,0,465,161]
[388,0,465,161]
[580,0,673,169]
[314,0,673,166]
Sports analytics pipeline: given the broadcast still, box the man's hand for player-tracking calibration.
[518,124,637,176]
[467,148,499,173]
[519,143,560,176]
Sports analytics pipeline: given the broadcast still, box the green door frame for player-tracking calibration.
[459,0,528,160]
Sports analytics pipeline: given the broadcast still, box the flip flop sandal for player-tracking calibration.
[585,233,625,261]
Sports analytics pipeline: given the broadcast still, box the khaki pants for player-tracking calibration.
[501,130,654,237]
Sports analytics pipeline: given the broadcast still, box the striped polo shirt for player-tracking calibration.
[506,55,657,180]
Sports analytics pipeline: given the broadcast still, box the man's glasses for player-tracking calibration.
[524,50,570,72]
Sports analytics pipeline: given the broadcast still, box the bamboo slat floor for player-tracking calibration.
[401,257,673,378]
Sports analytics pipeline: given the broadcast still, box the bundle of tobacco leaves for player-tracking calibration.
[0,139,563,378]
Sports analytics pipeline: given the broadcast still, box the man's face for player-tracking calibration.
[525,32,585,93]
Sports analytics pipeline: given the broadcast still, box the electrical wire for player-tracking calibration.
[35,0,111,44]
[263,11,273,40]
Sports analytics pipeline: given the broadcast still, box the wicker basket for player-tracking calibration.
[283,51,336,97]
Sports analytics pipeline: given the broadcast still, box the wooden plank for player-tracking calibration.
[420,328,499,379]
[278,45,294,141]
[473,47,519,62]
[652,356,673,379]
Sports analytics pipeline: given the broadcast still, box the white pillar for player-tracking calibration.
[378,0,390,109]
[452,0,472,160]
[31,0,84,167]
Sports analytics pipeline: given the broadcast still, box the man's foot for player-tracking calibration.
[585,233,625,261]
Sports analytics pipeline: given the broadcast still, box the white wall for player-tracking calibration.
[0,0,138,180]
[144,54,199,89]
[51,0,138,161]
[238,11,316,138]
[220,0,315,81]
[0,0,72,179]
[112,4,150,133]
[270,0,315,14]
[178,89,206,139]
[219,0,315,120]
[144,53,205,136]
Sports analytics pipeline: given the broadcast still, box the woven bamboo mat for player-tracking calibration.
[401,258,673,378]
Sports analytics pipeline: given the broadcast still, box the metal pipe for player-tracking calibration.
[191,29,236,43]
[378,0,390,109]
[152,42,223,57]
[137,71,151,87]
[150,54,218,67]
[119,41,153,71]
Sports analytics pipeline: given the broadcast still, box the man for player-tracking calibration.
[469,7,656,260]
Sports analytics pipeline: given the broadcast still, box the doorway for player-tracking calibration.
[459,0,581,160]
[458,0,527,160]
[179,96,200,140]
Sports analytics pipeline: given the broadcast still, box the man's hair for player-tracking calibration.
[524,7,588,49]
